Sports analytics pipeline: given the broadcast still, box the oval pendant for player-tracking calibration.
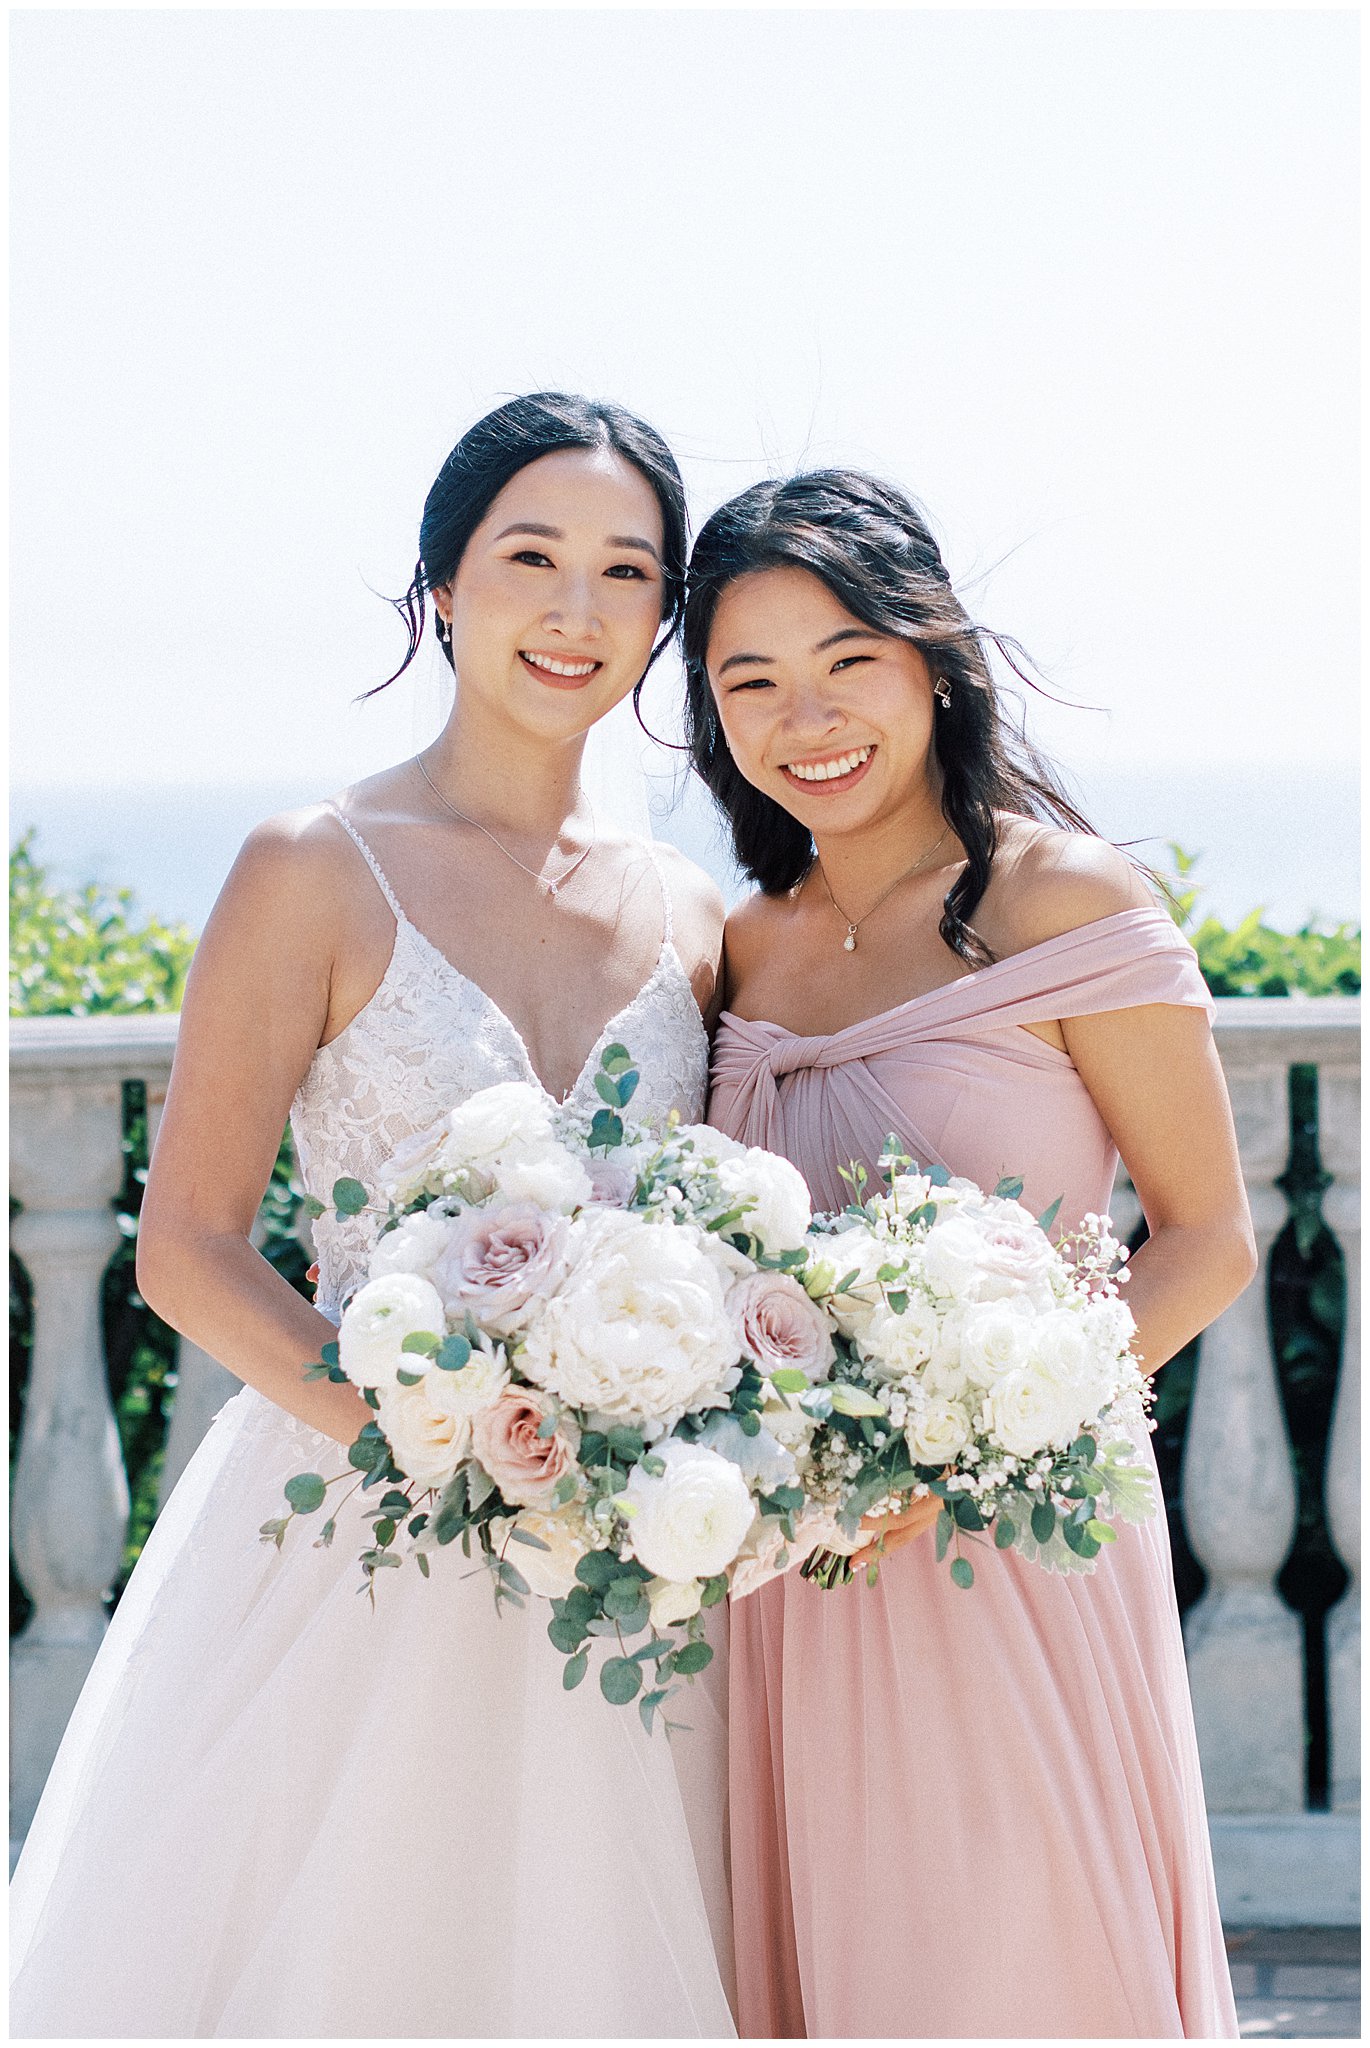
[546,880,558,899]
[843,933,857,952]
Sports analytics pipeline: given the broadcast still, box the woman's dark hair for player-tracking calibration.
[372,392,688,701]
[683,468,1105,968]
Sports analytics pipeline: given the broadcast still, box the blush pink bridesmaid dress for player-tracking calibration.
[709,906,1239,2041]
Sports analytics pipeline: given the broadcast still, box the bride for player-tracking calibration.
[10,394,736,2039]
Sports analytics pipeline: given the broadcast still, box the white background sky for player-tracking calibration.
[9,7,1361,813]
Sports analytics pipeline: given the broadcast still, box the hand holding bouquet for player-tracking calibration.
[791,1140,1156,1589]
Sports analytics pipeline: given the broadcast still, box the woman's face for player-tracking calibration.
[439,445,667,740]
[706,564,941,836]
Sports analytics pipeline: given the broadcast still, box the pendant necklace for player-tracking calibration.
[415,754,596,899]
[816,823,951,953]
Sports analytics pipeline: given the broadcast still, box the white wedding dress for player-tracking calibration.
[10,813,736,2040]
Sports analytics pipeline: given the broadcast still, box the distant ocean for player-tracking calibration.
[10,764,1360,938]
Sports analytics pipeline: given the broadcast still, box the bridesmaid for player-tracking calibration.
[684,469,1253,2039]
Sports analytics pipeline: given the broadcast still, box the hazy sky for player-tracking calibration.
[10,8,1360,800]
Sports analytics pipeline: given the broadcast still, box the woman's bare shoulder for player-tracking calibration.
[984,817,1158,956]
[723,885,794,981]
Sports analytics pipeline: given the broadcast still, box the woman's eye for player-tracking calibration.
[727,676,774,693]
[604,563,649,580]
[831,655,873,672]
[510,549,553,568]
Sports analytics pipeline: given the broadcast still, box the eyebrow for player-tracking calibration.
[716,626,882,676]
[492,521,662,563]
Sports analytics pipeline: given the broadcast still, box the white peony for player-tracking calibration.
[647,1576,704,1628]
[904,1394,975,1466]
[622,1440,757,1580]
[367,1210,454,1285]
[714,1147,813,1255]
[958,1299,1035,1388]
[338,1273,445,1392]
[518,1210,741,1436]
[492,1508,592,1598]
[862,1293,942,1381]
[983,1360,1092,1459]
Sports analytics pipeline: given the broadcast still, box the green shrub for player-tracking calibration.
[9,832,197,1017]
[1163,844,1360,996]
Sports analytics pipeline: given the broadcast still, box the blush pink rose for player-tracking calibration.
[728,1271,835,1384]
[971,1209,1057,1301]
[431,1203,570,1335]
[584,1154,641,1207]
[470,1387,581,1508]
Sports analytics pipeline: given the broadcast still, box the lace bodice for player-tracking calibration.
[291,810,709,1317]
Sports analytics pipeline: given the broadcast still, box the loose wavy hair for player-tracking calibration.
[370,392,689,702]
[682,468,1103,967]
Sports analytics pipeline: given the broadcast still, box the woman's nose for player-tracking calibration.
[542,571,602,640]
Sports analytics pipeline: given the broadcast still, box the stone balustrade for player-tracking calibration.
[8,1000,1362,1918]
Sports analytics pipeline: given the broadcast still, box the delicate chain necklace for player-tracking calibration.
[816,824,951,952]
[415,754,597,900]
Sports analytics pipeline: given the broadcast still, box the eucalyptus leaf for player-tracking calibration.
[600,1656,644,1705]
[949,1555,975,1590]
[332,1176,369,1217]
[284,1472,326,1515]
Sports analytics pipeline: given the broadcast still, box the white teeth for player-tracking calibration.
[785,746,872,783]
[523,652,599,677]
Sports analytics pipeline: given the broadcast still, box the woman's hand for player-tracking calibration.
[850,1490,944,1573]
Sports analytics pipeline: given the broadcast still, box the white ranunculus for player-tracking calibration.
[338,1273,445,1392]
[439,1082,557,1173]
[904,1394,975,1466]
[715,1147,813,1255]
[647,1576,704,1628]
[492,1508,592,1598]
[622,1440,757,1580]
[696,1412,798,1493]
[491,1140,593,1215]
[518,1211,741,1435]
[983,1361,1091,1460]
[367,1210,454,1285]
[862,1293,942,1381]
[958,1299,1035,1388]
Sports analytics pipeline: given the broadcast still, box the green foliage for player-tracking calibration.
[9,833,197,1018]
[1162,844,1360,997]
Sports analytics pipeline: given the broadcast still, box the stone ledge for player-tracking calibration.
[1214,1814,1360,1927]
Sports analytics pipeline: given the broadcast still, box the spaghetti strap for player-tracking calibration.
[325,804,405,923]
[644,841,674,947]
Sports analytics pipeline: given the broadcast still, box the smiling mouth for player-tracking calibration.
[780,744,876,791]
[519,649,603,686]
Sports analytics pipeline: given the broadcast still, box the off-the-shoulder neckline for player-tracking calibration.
[719,904,1184,1044]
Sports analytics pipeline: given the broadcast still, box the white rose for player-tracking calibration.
[492,1508,592,1598]
[969,1201,1059,1303]
[377,1377,467,1489]
[377,1117,451,1203]
[983,1361,1091,1459]
[518,1210,741,1435]
[647,1576,704,1628]
[862,1293,942,1381]
[338,1272,445,1392]
[958,1299,1035,1388]
[439,1082,557,1170]
[491,1140,593,1215]
[904,1394,974,1466]
[920,1212,997,1301]
[715,1148,812,1255]
[367,1210,454,1285]
[622,1440,756,1580]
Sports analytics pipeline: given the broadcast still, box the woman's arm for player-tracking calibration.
[135,814,373,1447]
[1062,997,1257,1373]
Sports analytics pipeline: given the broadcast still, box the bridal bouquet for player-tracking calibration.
[266,1048,838,1730]
[789,1142,1156,1589]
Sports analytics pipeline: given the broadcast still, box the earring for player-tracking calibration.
[436,615,451,643]
[934,678,952,708]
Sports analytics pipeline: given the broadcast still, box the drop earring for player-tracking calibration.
[934,678,952,709]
